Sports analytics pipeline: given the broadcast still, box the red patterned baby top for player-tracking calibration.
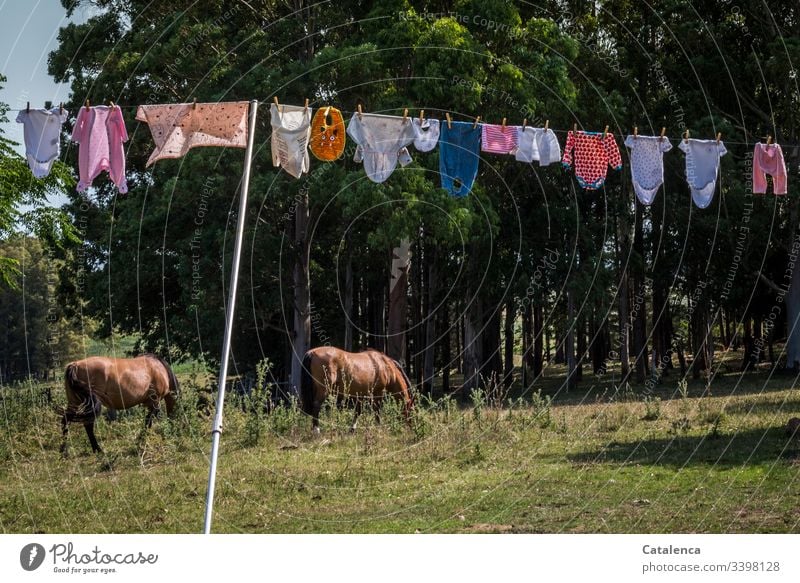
[561,130,622,189]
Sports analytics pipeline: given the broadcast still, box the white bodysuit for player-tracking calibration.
[513,126,561,165]
[678,138,727,208]
[624,135,673,205]
[347,113,415,183]
[270,103,312,178]
[411,118,440,152]
[16,107,69,178]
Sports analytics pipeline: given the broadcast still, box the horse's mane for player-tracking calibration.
[142,353,180,395]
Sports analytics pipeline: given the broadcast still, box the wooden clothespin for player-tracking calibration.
[403,108,408,122]
[419,109,424,123]
[716,132,722,143]
[445,112,452,129]
[603,125,609,138]
[26,102,30,113]
[192,98,197,110]
[304,98,309,111]
[684,129,690,143]
[273,96,281,113]
[85,99,90,110]
[573,123,577,133]
[767,135,773,145]
[472,115,480,129]
[659,127,666,141]
[109,100,115,109]
[324,106,330,118]
[357,104,363,119]
[522,118,528,130]
[634,126,638,138]
[544,119,549,131]
[59,102,63,114]
[501,117,506,128]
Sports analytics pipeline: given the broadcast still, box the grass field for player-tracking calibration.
[1,359,799,534]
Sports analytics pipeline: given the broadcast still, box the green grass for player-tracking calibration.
[1,366,799,534]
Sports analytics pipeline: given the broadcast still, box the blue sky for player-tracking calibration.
[0,1,90,154]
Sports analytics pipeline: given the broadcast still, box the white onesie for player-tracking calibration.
[513,126,561,165]
[624,135,672,205]
[270,103,312,178]
[16,107,69,178]
[411,118,440,152]
[347,113,415,183]
[678,138,727,208]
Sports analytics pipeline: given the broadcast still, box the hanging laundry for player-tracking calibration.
[678,138,727,208]
[624,135,673,205]
[753,142,787,195]
[309,106,346,161]
[15,107,69,178]
[411,118,440,152]
[71,105,128,194]
[481,123,517,154]
[439,121,482,197]
[346,113,415,183]
[136,101,248,167]
[562,130,622,190]
[271,103,312,178]
[513,126,561,166]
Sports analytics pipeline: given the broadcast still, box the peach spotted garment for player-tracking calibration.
[135,102,249,167]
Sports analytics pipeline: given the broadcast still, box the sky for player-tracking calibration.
[0,0,90,154]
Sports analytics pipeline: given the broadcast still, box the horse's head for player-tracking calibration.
[390,358,415,410]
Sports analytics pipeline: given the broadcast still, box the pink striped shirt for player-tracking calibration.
[481,124,517,154]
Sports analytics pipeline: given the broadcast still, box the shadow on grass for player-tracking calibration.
[568,426,800,468]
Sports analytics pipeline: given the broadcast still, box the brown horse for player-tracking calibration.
[300,347,413,434]
[60,354,179,454]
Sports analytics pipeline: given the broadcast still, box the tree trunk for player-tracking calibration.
[566,289,577,391]
[441,299,451,394]
[503,296,514,390]
[422,246,437,396]
[521,301,531,388]
[290,192,310,395]
[533,303,544,376]
[344,248,354,351]
[387,239,410,363]
[463,295,482,393]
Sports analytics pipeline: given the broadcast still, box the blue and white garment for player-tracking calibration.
[678,138,727,208]
[624,135,673,205]
[439,121,481,197]
[16,107,69,178]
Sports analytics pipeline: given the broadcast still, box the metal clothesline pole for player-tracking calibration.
[202,99,258,534]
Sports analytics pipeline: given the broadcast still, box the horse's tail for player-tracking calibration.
[61,363,101,422]
[392,358,415,408]
[300,352,314,415]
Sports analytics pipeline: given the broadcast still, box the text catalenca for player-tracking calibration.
[642,545,700,555]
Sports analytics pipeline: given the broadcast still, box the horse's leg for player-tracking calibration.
[373,395,384,424]
[311,398,322,435]
[350,399,362,433]
[84,421,102,453]
[60,415,69,456]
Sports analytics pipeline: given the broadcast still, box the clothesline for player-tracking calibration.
[14,100,788,205]
[6,104,790,147]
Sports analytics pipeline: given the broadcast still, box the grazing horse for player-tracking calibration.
[300,347,414,434]
[60,354,179,454]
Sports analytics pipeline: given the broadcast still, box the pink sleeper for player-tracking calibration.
[71,105,129,193]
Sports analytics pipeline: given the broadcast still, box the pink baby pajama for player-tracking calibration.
[481,124,517,154]
[753,143,787,195]
[71,105,128,193]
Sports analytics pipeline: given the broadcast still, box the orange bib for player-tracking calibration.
[309,106,346,161]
